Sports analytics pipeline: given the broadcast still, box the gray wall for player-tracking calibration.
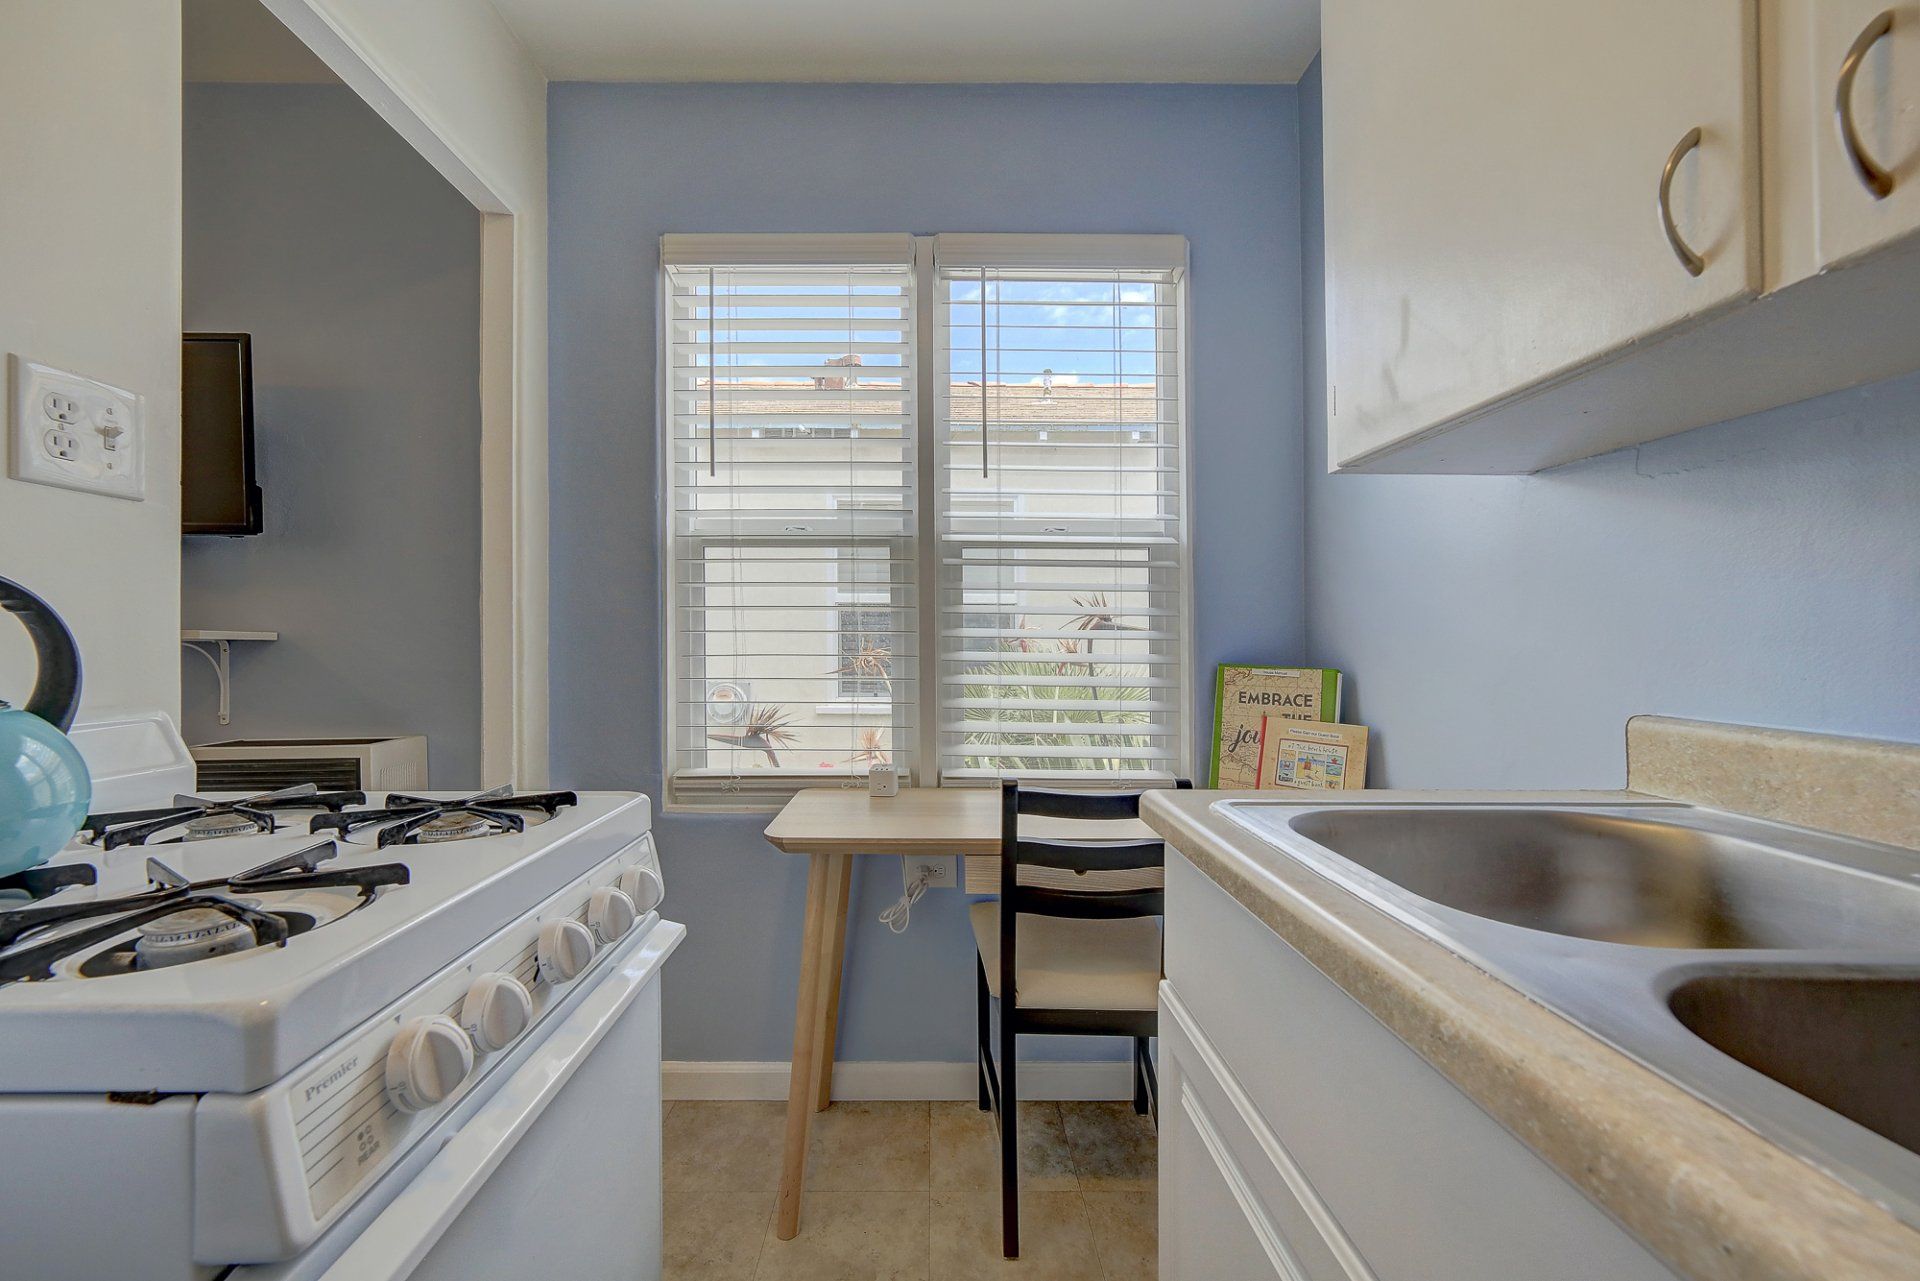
[181,84,484,787]
[1298,61,1920,787]
[548,83,1305,1063]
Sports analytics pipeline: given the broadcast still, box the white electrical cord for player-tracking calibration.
[879,858,936,934]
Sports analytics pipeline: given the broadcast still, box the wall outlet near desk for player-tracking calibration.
[903,855,954,889]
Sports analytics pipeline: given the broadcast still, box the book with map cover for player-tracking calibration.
[1256,719,1370,791]
[1209,665,1344,788]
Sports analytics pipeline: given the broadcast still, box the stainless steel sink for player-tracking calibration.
[1284,807,1920,949]
[1215,799,1920,1227]
[1669,972,1920,1159]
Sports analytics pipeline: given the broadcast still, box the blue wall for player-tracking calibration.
[182,84,484,785]
[548,83,1304,1062]
[1298,61,1920,787]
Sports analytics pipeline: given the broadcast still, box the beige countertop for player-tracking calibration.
[1141,786,1920,1281]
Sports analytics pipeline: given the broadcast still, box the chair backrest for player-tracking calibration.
[997,779,1194,922]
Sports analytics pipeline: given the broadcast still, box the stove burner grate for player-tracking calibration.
[0,841,410,985]
[81,784,368,850]
[0,863,98,903]
[310,787,578,848]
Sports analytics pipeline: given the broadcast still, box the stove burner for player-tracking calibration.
[182,812,264,842]
[311,788,578,848]
[81,784,368,850]
[0,842,410,985]
[81,911,319,979]
[414,813,494,843]
[135,902,262,968]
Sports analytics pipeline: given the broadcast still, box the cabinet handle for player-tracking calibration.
[1837,10,1897,200]
[1658,127,1707,277]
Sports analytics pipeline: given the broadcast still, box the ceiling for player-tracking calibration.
[485,0,1320,84]
[183,0,338,83]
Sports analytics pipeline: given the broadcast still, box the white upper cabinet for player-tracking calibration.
[1322,0,1920,474]
[1324,0,1760,470]
[1815,2,1920,268]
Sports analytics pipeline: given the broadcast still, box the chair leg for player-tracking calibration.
[1001,1043,1019,1258]
[976,957,992,1111]
[1132,1037,1150,1115]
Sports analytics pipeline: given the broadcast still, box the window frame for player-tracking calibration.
[657,233,1193,811]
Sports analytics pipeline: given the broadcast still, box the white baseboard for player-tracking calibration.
[664,1059,1135,1102]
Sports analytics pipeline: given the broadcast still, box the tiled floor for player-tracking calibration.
[664,1099,1158,1280]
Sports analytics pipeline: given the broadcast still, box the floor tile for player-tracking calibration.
[663,1190,770,1281]
[1083,1189,1158,1281]
[929,1189,1104,1280]
[665,1100,787,1192]
[1059,1101,1157,1190]
[655,1100,1155,1279]
[755,1190,930,1281]
[929,1100,1078,1194]
[805,1100,931,1191]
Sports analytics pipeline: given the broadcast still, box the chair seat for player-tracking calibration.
[969,901,1161,1012]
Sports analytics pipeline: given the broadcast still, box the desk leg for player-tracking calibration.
[809,853,854,1112]
[776,850,851,1240]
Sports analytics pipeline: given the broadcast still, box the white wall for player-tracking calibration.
[0,1,183,722]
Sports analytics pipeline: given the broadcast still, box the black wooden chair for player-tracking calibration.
[972,777,1193,1258]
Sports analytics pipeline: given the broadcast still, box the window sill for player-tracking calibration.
[666,769,893,814]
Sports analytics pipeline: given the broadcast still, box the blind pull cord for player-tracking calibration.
[707,266,717,477]
[979,267,990,479]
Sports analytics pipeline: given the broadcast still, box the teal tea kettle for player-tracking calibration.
[0,577,90,878]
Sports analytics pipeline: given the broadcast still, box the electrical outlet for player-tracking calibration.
[9,354,145,500]
[903,855,955,889]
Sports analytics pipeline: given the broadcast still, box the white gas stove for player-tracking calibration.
[0,712,683,1281]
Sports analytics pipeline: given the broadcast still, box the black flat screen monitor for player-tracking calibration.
[182,332,263,536]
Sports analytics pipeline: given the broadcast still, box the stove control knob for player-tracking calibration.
[588,886,638,944]
[386,1015,473,1113]
[461,972,534,1053]
[538,917,596,985]
[618,865,664,914]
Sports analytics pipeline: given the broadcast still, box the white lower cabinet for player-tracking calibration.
[1161,1000,1376,1281]
[1160,851,1683,1281]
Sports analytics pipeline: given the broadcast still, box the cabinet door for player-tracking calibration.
[1815,1,1920,267]
[1159,1037,1292,1281]
[1324,0,1761,468]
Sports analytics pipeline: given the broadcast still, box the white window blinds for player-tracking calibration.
[934,253,1189,782]
[663,251,917,803]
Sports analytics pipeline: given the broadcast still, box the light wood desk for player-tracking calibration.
[762,786,1152,1239]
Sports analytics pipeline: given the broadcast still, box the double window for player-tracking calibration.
[662,234,1190,807]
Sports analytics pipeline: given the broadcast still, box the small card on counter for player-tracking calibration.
[1255,718,1370,791]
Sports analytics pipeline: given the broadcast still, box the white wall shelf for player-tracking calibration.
[182,629,279,643]
[181,630,279,725]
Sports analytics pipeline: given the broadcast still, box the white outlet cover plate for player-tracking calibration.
[903,855,955,888]
[9,353,145,501]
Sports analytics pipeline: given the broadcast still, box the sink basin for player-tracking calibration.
[1671,972,1920,1158]
[1212,798,1920,1225]
[1284,807,1920,949]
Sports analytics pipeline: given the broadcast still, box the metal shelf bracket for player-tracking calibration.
[180,631,278,727]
